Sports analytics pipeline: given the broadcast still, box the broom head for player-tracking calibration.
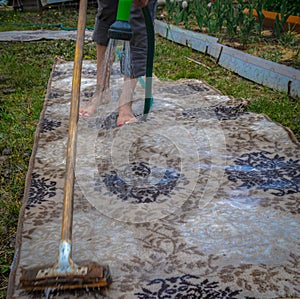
[20,262,112,291]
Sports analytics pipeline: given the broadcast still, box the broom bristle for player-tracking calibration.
[20,262,112,291]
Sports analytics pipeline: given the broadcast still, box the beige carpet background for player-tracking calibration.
[7,59,300,298]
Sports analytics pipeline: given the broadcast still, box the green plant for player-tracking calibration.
[164,0,190,29]
[163,0,298,44]
[181,1,191,30]
[192,0,206,31]
[273,0,291,37]
[254,0,266,36]
[279,28,298,47]
[204,2,217,34]
[239,5,256,46]
[212,0,226,33]
[264,0,300,16]
[225,0,239,38]
[171,1,182,25]
[165,0,176,21]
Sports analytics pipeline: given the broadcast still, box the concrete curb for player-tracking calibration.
[155,20,300,99]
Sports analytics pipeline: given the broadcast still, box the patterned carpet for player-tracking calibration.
[8,60,300,298]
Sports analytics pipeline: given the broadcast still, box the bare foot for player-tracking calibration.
[79,100,99,117]
[117,102,138,127]
[79,89,111,117]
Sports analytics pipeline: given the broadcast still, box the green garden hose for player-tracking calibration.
[108,1,155,119]
[141,5,155,118]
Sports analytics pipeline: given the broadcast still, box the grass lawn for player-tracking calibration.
[0,5,299,298]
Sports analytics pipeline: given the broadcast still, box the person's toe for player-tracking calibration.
[79,110,90,117]
[116,117,138,127]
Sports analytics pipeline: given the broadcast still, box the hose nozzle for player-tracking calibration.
[108,0,133,41]
[108,20,133,41]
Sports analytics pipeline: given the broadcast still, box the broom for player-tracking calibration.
[20,0,112,291]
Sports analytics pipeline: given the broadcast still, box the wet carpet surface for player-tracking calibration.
[8,60,300,298]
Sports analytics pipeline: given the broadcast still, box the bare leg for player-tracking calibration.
[117,77,138,126]
[80,42,138,125]
[79,43,111,116]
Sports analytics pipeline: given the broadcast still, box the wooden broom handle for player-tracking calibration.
[61,0,87,243]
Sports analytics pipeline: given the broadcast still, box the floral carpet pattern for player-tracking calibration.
[8,60,300,298]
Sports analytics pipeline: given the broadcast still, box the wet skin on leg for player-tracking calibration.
[79,43,138,126]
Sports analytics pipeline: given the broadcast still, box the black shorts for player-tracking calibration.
[93,0,157,78]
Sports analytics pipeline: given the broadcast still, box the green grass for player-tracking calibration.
[0,41,72,299]
[0,6,299,299]
[0,4,97,31]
